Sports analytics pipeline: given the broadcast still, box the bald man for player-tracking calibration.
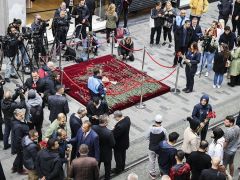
[199,157,226,180]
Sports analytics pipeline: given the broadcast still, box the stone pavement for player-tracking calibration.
[1,1,240,179]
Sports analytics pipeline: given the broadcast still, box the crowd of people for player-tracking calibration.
[1,0,240,180]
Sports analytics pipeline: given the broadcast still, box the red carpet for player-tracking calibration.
[62,55,170,112]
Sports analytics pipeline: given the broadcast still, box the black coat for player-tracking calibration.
[213,52,228,74]
[24,77,49,95]
[86,0,96,14]
[233,1,240,18]
[1,93,25,123]
[48,94,69,122]
[86,101,109,125]
[151,8,164,27]
[72,5,90,26]
[11,118,29,154]
[112,116,131,150]
[92,125,115,162]
[36,149,64,180]
[190,25,202,44]
[219,32,236,50]
[69,113,82,138]
[175,26,193,50]
[218,0,233,17]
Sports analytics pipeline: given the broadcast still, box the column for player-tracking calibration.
[8,0,27,26]
[0,0,9,35]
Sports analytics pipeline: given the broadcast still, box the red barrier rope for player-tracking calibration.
[159,68,177,82]
[114,37,143,52]
[62,70,82,90]
[146,51,175,69]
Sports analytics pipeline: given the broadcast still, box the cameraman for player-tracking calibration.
[53,11,70,48]
[31,14,47,64]
[8,19,30,70]
[197,28,218,77]
[4,27,20,83]
[1,89,26,150]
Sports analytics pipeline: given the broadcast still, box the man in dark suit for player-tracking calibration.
[112,110,131,174]
[69,120,100,161]
[190,17,202,44]
[69,144,99,179]
[92,114,115,180]
[85,0,95,32]
[87,96,109,125]
[48,85,69,122]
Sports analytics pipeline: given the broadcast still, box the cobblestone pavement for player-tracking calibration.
[1,1,240,179]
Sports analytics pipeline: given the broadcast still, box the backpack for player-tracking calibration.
[30,105,43,124]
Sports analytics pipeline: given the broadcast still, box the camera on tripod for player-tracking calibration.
[15,84,27,94]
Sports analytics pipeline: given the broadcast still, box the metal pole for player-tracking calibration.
[96,0,103,21]
[58,42,64,85]
[171,56,181,94]
[136,46,146,109]
[111,31,114,56]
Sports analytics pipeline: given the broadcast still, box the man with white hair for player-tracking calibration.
[127,172,138,180]
[146,114,168,180]
[38,61,56,79]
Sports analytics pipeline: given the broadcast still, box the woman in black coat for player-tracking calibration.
[213,43,230,88]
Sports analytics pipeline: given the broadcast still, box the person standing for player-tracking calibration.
[0,76,4,141]
[182,42,201,93]
[70,107,87,138]
[72,0,90,39]
[36,138,64,180]
[146,114,168,179]
[11,109,29,175]
[189,0,209,23]
[105,3,118,47]
[115,0,132,28]
[22,129,39,180]
[112,110,131,174]
[162,1,176,48]
[85,0,95,32]
[48,85,69,123]
[155,132,179,175]
[69,144,99,179]
[187,140,212,180]
[192,94,212,140]
[190,17,203,45]
[219,26,236,51]
[69,120,100,161]
[213,43,231,88]
[199,157,226,180]
[223,115,240,177]
[232,0,240,37]
[150,2,164,46]
[92,114,115,180]
[218,0,233,25]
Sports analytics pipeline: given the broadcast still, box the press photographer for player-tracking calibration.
[31,14,48,65]
[0,75,5,141]
[1,88,26,150]
[7,19,30,71]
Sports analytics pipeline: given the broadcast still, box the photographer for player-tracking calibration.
[197,28,218,77]
[118,37,134,61]
[8,19,30,71]
[4,27,20,83]
[31,14,47,64]
[0,75,5,141]
[1,89,26,150]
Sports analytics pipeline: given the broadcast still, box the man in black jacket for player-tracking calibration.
[190,17,203,44]
[87,96,109,125]
[92,114,115,180]
[115,0,132,28]
[232,0,240,36]
[2,90,26,150]
[112,110,131,174]
[22,129,39,179]
[48,85,69,122]
[11,108,29,175]
[0,76,4,140]
[219,26,236,51]
[72,0,90,39]
[86,0,95,32]
[36,138,64,180]
[218,0,233,25]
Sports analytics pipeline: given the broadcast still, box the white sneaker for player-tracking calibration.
[217,85,221,88]
[213,85,216,88]
[195,71,200,75]
[205,72,209,77]
[114,44,118,48]
[107,43,110,47]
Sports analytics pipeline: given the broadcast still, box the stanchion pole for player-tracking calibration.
[111,31,114,56]
[58,42,64,85]
[136,46,146,109]
[171,56,181,94]
[96,0,103,21]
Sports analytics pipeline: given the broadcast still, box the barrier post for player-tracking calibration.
[58,42,64,85]
[136,46,146,109]
[111,31,114,56]
[96,0,103,21]
[171,56,181,94]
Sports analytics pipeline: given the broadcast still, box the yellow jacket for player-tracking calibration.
[190,0,209,16]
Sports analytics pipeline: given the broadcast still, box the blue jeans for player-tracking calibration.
[5,60,16,78]
[16,44,30,65]
[3,121,11,147]
[198,51,215,72]
[214,73,224,85]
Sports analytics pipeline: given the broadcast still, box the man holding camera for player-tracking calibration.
[1,89,26,150]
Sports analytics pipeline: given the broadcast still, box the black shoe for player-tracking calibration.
[227,82,235,87]
[111,168,122,174]
[185,89,192,93]
[4,78,10,83]
[182,88,188,92]
[3,144,11,150]
[11,167,17,173]
[162,42,167,46]
[10,75,18,79]
[168,44,172,48]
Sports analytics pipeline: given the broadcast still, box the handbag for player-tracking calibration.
[163,20,173,28]
[116,28,124,39]
[149,9,154,28]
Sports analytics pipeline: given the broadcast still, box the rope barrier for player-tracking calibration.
[61,70,82,90]
[114,37,143,52]
[145,51,175,69]
[159,68,177,82]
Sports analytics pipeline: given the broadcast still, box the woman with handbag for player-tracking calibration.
[213,43,230,88]
[162,1,176,48]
